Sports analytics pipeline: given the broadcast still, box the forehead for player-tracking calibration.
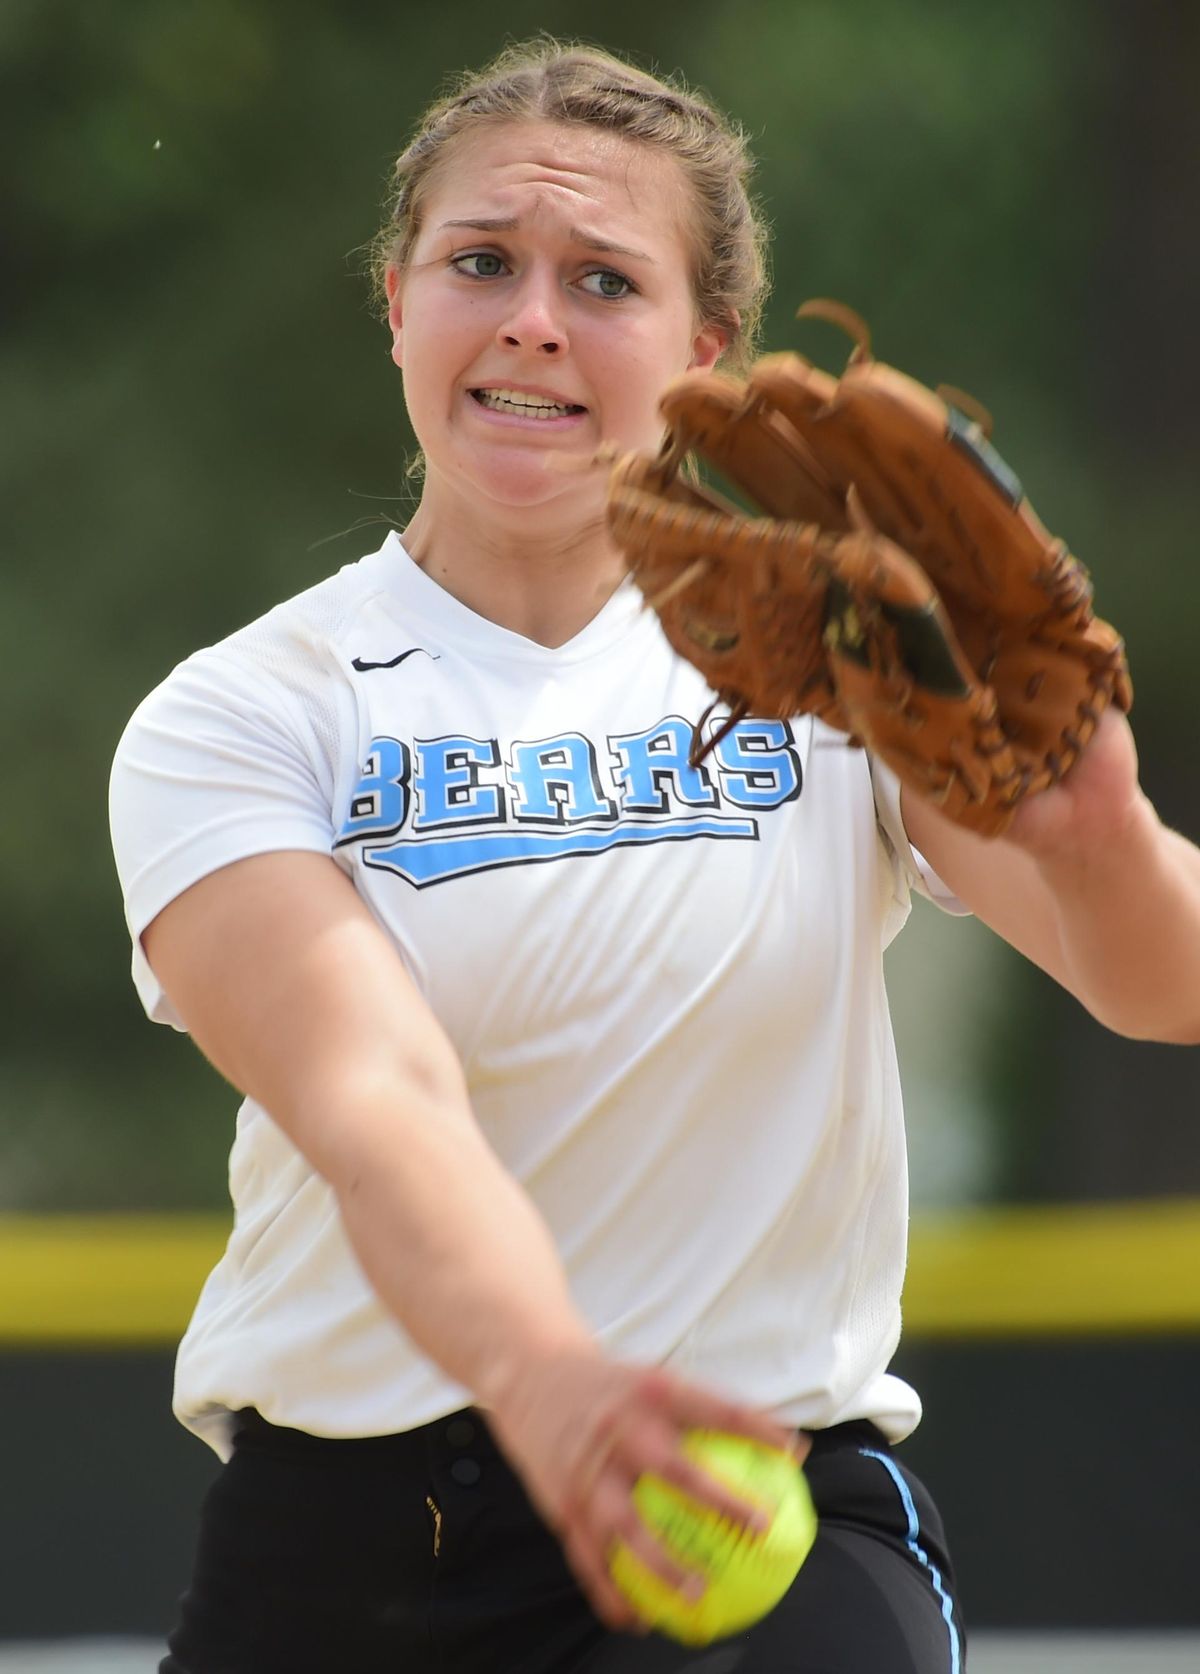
[421,119,688,247]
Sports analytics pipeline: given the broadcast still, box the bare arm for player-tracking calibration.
[144,851,600,1404]
[901,710,1200,1044]
[143,850,800,1626]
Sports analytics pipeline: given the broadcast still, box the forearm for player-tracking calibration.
[316,1073,599,1408]
[904,712,1200,1044]
[1035,793,1200,1043]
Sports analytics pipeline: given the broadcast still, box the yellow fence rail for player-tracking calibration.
[0,1199,1198,1346]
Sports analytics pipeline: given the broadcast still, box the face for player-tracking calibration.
[386,120,725,515]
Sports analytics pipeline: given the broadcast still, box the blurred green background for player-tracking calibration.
[2,0,1197,1214]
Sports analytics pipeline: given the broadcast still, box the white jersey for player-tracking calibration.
[110,532,962,1460]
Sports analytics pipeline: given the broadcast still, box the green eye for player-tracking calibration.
[455,252,505,278]
[582,269,633,299]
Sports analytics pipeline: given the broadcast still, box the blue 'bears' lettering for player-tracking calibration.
[712,721,802,808]
[338,719,803,885]
[609,718,719,812]
[334,738,410,847]
[412,736,504,830]
[508,734,617,824]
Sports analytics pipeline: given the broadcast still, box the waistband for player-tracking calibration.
[231,1406,889,1459]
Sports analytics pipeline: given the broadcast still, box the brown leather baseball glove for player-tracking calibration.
[607,300,1132,837]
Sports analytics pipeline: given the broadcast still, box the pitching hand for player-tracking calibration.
[486,1346,807,1633]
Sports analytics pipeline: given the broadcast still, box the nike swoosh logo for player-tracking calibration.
[350,648,437,673]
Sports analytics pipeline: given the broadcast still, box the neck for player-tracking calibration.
[401,475,627,647]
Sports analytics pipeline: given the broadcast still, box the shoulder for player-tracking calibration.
[120,537,400,744]
[214,537,401,687]
[110,540,406,855]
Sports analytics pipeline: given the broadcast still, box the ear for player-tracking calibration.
[688,313,735,373]
[385,264,404,369]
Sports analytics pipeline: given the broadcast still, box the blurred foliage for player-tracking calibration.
[2,0,1197,1208]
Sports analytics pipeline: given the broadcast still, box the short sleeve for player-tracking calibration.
[109,649,336,1027]
[869,755,971,927]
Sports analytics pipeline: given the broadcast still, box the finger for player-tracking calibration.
[616,1525,705,1608]
[642,1372,805,1457]
[590,1415,759,1536]
[568,1404,636,1511]
[561,1524,649,1634]
[607,1379,804,1492]
[565,1442,708,1629]
[706,1407,804,1456]
[646,1453,774,1534]
[614,1398,811,1529]
[601,1480,702,1598]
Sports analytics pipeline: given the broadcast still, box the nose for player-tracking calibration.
[496,273,568,357]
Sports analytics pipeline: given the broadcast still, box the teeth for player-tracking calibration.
[475,388,576,418]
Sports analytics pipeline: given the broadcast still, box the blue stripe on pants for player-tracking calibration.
[859,1448,962,1674]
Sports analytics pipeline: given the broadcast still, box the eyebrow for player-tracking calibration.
[437,216,656,264]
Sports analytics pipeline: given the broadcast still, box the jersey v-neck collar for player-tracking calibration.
[371,531,642,665]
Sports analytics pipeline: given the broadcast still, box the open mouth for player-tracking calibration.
[470,388,587,420]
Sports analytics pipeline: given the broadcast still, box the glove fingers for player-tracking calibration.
[822,536,1024,832]
[838,366,1093,619]
[984,632,1132,791]
[609,481,842,725]
[672,580,840,729]
[755,356,1094,623]
[749,357,933,550]
[610,480,817,590]
[658,371,849,528]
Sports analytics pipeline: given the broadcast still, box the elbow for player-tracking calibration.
[290,1045,473,1189]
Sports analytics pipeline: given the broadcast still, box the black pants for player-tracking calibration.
[161,1408,966,1673]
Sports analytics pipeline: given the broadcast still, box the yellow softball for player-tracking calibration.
[609,1429,817,1645]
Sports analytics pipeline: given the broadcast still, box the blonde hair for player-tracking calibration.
[369,38,769,373]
